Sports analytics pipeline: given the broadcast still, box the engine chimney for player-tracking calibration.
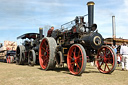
[112,16,116,46]
[112,16,116,39]
[39,27,43,39]
[87,1,95,28]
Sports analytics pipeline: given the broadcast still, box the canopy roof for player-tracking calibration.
[17,33,40,39]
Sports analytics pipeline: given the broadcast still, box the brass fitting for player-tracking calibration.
[39,27,43,30]
[87,1,95,5]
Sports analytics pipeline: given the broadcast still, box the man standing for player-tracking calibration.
[120,42,128,71]
[47,26,54,37]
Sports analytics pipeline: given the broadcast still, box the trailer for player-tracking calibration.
[0,41,17,63]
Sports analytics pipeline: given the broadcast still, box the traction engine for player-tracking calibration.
[39,1,117,75]
[16,28,44,66]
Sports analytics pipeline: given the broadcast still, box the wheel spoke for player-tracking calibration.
[76,55,82,59]
[76,62,80,69]
[70,62,75,71]
[76,66,79,72]
[43,58,48,64]
[106,57,113,64]
[43,58,48,66]
[47,53,49,58]
[109,61,113,65]
[73,52,76,57]
[73,47,76,56]
[70,62,75,66]
[47,49,49,52]
[69,56,72,59]
[47,51,49,55]
[99,61,104,68]
[78,59,82,62]
[104,48,106,57]
[40,54,44,58]
[44,41,47,46]
[104,63,107,71]
[78,50,80,55]
[41,46,46,51]
[71,51,74,56]
[107,52,111,58]
[106,63,110,71]
[73,47,76,53]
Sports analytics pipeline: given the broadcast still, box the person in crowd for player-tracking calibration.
[117,52,121,67]
[120,42,128,71]
[47,26,54,37]
[112,45,117,54]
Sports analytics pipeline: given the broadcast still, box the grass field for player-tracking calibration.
[0,62,128,85]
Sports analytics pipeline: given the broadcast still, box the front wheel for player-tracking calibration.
[96,45,117,74]
[16,45,25,65]
[67,44,87,76]
[28,50,36,66]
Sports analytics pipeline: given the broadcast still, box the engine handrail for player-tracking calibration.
[60,14,88,31]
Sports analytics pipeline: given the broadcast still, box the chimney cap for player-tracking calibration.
[87,1,95,6]
[39,27,43,30]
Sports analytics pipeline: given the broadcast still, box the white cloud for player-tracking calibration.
[124,0,128,6]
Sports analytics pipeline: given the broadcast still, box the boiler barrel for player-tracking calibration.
[81,32,103,49]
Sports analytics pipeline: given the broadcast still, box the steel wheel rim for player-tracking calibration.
[96,46,115,73]
[39,39,49,69]
[67,45,84,75]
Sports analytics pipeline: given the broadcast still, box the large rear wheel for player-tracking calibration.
[39,37,57,70]
[96,45,117,74]
[67,44,87,76]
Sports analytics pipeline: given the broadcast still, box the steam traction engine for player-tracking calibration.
[39,1,117,75]
[16,28,44,66]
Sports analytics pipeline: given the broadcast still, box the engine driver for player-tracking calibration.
[47,26,54,37]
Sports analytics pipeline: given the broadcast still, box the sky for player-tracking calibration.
[0,0,128,44]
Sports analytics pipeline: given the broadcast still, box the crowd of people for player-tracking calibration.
[113,42,128,71]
